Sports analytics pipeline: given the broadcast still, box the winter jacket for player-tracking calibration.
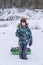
[15,23,32,45]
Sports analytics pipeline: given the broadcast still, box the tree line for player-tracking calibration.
[0,0,43,8]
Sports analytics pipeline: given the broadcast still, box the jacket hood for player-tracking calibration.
[17,23,28,28]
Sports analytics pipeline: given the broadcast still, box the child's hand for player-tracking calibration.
[29,43,32,46]
[19,33,23,38]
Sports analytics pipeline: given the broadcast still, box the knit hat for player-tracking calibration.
[20,18,26,23]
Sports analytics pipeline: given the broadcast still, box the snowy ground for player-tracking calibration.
[0,8,43,65]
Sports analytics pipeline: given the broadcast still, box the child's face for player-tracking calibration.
[21,22,26,26]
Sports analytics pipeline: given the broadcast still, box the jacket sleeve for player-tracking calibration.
[28,28,33,44]
[15,28,21,37]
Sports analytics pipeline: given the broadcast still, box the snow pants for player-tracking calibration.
[19,43,27,59]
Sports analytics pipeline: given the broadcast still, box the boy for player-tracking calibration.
[16,18,32,60]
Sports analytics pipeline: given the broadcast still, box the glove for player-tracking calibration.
[19,32,23,38]
[29,39,32,46]
[29,43,32,46]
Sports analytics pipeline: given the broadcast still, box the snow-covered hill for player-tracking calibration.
[0,8,43,20]
[0,8,43,65]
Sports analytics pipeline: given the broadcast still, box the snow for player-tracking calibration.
[0,8,43,65]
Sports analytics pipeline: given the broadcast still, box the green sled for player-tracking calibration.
[10,47,31,55]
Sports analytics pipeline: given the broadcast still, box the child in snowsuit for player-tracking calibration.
[16,18,32,59]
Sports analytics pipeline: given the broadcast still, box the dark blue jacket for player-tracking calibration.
[16,23,32,45]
